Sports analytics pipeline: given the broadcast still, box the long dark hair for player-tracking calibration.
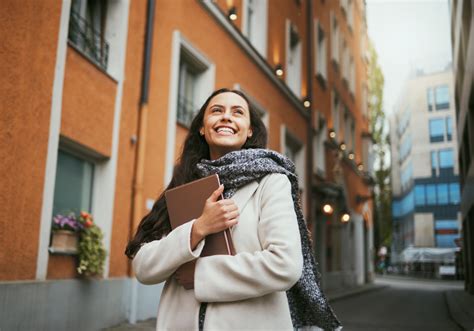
[125,88,267,258]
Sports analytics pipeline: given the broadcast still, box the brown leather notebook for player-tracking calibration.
[165,174,236,288]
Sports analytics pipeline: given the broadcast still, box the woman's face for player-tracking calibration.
[200,92,253,160]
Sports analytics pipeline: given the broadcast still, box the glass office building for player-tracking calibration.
[390,68,461,262]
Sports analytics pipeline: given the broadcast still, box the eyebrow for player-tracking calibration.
[210,104,246,109]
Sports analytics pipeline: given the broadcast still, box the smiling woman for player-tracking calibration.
[125,88,341,331]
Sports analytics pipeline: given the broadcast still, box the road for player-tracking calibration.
[330,275,464,331]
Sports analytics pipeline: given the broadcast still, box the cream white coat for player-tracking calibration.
[133,173,303,330]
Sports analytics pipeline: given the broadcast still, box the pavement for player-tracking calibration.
[445,288,474,331]
[104,275,474,331]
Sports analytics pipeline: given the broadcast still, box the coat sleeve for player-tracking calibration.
[193,173,303,303]
[132,219,206,285]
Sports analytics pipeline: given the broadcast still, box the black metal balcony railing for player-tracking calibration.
[177,95,197,128]
[68,10,109,70]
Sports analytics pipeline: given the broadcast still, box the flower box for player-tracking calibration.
[50,230,79,254]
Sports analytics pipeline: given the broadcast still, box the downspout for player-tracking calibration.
[306,0,315,227]
[128,0,156,277]
[128,0,156,324]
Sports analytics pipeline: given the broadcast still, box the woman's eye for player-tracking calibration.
[211,108,222,113]
[234,109,244,115]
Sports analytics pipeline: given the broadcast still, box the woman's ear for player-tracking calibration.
[200,127,204,136]
[248,128,253,138]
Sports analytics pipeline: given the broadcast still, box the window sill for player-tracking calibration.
[48,247,78,256]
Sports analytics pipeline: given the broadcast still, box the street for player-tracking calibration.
[331,275,464,331]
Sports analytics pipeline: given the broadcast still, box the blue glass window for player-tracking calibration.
[435,220,459,230]
[392,190,415,218]
[435,85,449,110]
[414,185,425,206]
[449,183,460,204]
[439,149,454,168]
[429,118,445,142]
[426,184,437,205]
[436,234,458,248]
[437,184,449,204]
[446,117,453,141]
[427,88,434,111]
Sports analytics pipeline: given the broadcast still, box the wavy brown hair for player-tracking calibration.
[125,88,267,258]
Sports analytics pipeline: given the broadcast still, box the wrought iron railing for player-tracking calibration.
[177,95,197,128]
[68,9,109,70]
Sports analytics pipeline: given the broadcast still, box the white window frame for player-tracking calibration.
[165,31,216,185]
[242,0,268,58]
[332,90,341,140]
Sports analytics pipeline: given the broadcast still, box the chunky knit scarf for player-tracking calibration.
[195,148,342,330]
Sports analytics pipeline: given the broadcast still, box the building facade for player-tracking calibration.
[451,0,474,293]
[390,68,461,263]
[0,0,374,329]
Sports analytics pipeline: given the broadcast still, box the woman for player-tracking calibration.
[125,88,341,330]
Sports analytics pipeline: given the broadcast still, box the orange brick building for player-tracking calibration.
[0,0,374,328]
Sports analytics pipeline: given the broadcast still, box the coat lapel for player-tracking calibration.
[230,180,259,216]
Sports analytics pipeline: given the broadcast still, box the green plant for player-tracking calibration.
[75,211,107,277]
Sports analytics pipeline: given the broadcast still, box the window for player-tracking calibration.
[341,39,348,81]
[414,185,425,206]
[435,85,450,110]
[427,88,434,111]
[449,183,460,204]
[52,150,94,217]
[331,12,339,63]
[286,21,302,96]
[69,0,110,69]
[437,183,449,204]
[436,234,458,248]
[399,133,412,162]
[349,56,355,94]
[439,149,454,168]
[344,109,355,151]
[315,21,327,80]
[401,162,413,190]
[313,115,326,176]
[243,0,268,57]
[177,59,199,127]
[429,118,445,142]
[426,184,437,205]
[347,0,354,29]
[332,91,340,139]
[446,116,453,141]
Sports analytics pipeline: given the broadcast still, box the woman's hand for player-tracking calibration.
[190,184,239,249]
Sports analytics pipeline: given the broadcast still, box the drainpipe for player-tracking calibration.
[306,0,315,227]
[129,0,155,323]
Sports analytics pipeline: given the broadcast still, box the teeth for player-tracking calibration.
[216,127,234,134]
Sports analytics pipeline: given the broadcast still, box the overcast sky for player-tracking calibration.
[366,0,452,115]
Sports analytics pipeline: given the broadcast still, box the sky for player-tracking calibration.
[366,0,452,115]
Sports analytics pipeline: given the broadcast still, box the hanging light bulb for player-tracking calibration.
[228,6,237,21]
[322,203,334,215]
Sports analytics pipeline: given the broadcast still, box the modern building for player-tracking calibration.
[0,0,374,329]
[390,68,461,263]
[451,0,474,293]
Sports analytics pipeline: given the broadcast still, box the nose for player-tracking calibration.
[221,109,232,121]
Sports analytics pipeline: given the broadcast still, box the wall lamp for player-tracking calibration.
[329,129,336,139]
[303,98,311,108]
[322,203,334,215]
[348,151,355,160]
[275,64,284,77]
[341,211,351,223]
[357,163,364,171]
[339,142,347,151]
[228,6,237,21]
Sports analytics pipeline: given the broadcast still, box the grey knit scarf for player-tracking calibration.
[195,148,342,330]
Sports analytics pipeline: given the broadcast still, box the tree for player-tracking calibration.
[367,41,392,258]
